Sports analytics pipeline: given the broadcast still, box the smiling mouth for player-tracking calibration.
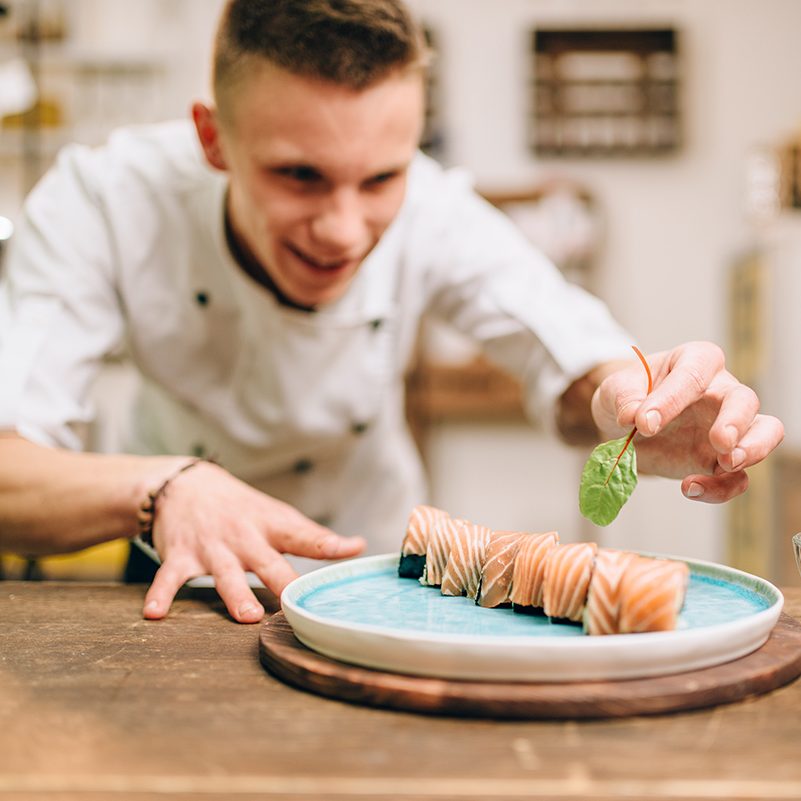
[287,243,354,272]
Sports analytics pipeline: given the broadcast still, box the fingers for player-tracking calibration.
[715,413,785,473]
[249,542,300,598]
[592,361,649,434]
[270,512,366,561]
[143,546,283,624]
[707,383,760,458]
[143,557,199,620]
[682,468,749,504]
[634,342,725,435]
[211,552,265,623]
[142,516,365,624]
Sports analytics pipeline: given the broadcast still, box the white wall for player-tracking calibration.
[407,0,801,562]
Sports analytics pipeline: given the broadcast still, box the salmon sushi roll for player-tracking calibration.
[542,542,598,623]
[583,549,638,635]
[441,523,492,599]
[398,504,449,578]
[508,531,559,611]
[476,531,528,608]
[420,516,468,587]
[617,556,690,633]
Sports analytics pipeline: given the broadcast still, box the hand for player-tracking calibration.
[142,461,366,623]
[590,341,785,503]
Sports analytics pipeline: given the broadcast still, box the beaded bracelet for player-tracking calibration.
[136,457,211,547]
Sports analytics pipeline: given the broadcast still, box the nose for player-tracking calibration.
[309,187,367,254]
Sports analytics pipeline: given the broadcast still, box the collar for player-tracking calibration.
[223,203,316,314]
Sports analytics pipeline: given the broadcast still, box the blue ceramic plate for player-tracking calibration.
[281,552,783,681]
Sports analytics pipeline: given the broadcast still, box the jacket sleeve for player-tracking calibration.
[0,143,125,450]
[401,157,634,431]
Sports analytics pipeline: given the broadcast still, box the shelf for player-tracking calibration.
[530,27,681,158]
[405,356,527,453]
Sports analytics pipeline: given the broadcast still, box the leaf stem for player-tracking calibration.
[631,345,653,394]
[603,345,653,487]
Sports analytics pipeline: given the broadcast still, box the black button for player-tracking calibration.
[191,443,206,457]
[293,458,314,474]
[369,318,383,330]
[352,421,369,435]
[195,290,210,306]
[315,515,333,528]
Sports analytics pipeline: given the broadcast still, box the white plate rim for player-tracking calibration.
[280,552,784,682]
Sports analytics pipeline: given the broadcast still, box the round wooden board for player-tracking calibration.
[259,611,801,719]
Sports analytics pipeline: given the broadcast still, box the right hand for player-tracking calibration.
[141,460,365,623]
[590,341,784,503]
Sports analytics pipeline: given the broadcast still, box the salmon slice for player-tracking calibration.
[508,531,559,609]
[420,516,468,587]
[542,542,598,622]
[441,523,492,599]
[583,549,638,635]
[476,530,528,608]
[398,504,449,578]
[618,556,690,633]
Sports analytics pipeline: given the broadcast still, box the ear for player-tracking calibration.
[192,102,228,171]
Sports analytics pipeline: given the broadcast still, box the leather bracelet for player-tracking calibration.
[136,457,211,547]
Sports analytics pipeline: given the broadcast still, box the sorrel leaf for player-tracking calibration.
[579,435,638,526]
[578,345,652,526]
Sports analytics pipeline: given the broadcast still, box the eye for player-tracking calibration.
[363,171,400,189]
[273,165,323,183]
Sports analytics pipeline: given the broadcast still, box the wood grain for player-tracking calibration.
[3,582,801,799]
[259,611,801,719]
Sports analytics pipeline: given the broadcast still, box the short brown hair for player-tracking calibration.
[213,0,428,108]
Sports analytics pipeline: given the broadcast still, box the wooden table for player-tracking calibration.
[2,581,800,801]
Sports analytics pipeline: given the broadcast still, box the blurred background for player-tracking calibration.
[1,0,799,586]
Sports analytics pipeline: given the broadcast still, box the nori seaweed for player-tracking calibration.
[398,553,426,579]
[512,604,546,616]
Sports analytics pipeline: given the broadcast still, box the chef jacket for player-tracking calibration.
[0,120,633,556]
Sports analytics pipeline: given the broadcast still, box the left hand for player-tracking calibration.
[591,341,785,503]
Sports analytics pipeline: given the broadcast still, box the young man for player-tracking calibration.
[0,0,784,623]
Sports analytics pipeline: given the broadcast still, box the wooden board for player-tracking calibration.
[259,611,801,719]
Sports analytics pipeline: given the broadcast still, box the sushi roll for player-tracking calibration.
[542,541,598,623]
[583,548,638,635]
[420,516,467,587]
[440,523,492,599]
[617,556,690,633]
[508,531,559,612]
[476,530,528,608]
[398,504,448,578]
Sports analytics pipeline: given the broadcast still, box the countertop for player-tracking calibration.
[1,581,800,800]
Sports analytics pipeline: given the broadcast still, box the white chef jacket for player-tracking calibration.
[0,120,633,555]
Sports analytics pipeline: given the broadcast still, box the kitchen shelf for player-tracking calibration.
[530,27,681,158]
[405,355,526,454]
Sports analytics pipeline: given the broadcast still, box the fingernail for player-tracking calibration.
[142,601,159,617]
[686,482,704,498]
[730,447,746,470]
[645,410,661,435]
[238,603,262,619]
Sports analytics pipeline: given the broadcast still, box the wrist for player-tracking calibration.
[557,359,634,446]
[133,456,212,546]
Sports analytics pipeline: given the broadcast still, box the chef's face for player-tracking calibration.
[193,60,425,308]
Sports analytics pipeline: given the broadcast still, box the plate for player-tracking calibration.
[280,552,783,682]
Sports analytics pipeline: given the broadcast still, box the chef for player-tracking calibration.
[0,0,784,623]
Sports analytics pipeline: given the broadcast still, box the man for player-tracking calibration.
[0,0,784,623]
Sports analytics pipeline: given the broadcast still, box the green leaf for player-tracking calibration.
[579,436,638,526]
